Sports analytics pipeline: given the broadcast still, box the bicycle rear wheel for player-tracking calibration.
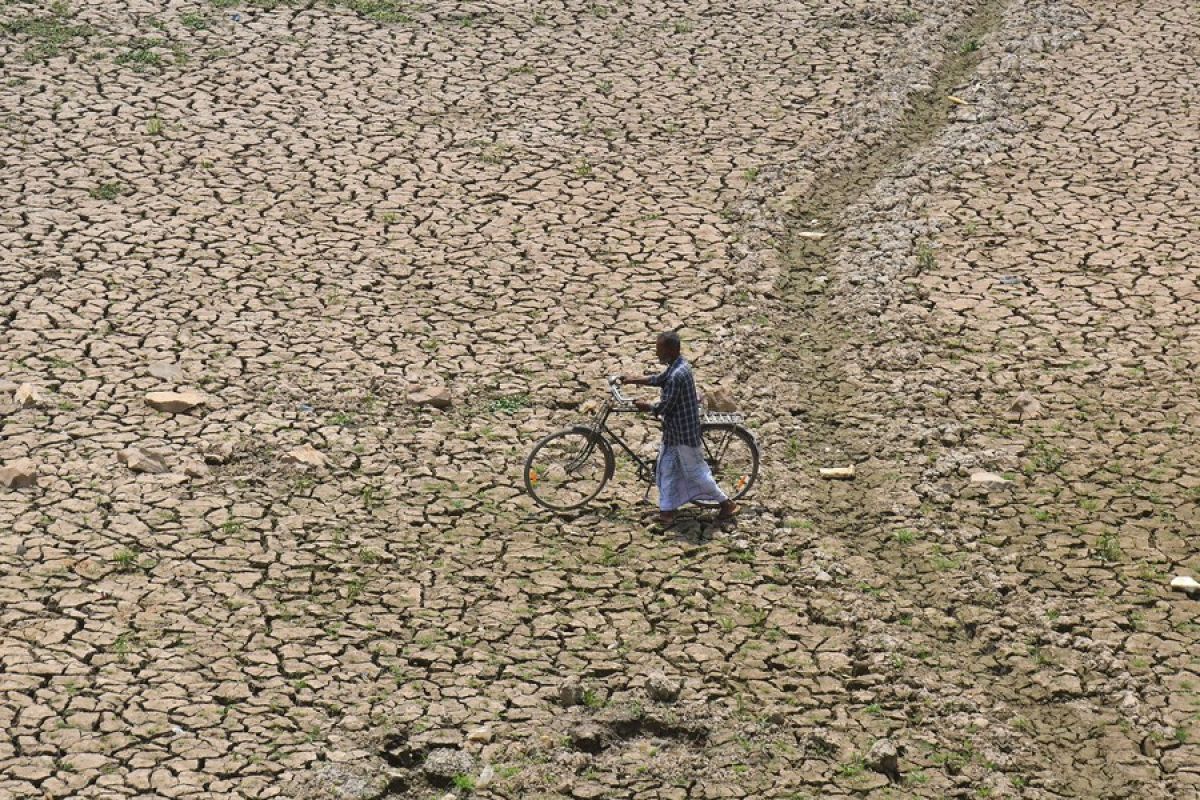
[523,427,614,512]
[696,424,759,505]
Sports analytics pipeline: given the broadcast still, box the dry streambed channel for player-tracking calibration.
[2,0,1198,798]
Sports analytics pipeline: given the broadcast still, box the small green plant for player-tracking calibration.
[113,549,140,572]
[112,632,134,659]
[916,242,936,270]
[344,0,415,23]
[146,116,163,135]
[361,484,384,511]
[959,38,980,54]
[220,519,243,535]
[1094,532,1122,562]
[180,11,209,29]
[89,182,125,200]
[489,394,529,413]
[574,159,593,177]
[582,689,605,709]
[893,528,918,545]
[329,411,357,426]
[116,39,166,69]
[838,756,865,778]
[452,774,475,791]
[743,166,760,182]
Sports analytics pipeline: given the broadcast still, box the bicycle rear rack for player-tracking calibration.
[700,411,744,425]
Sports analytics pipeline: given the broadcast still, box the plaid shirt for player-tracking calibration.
[648,357,703,448]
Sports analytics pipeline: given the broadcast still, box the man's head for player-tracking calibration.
[655,330,681,364]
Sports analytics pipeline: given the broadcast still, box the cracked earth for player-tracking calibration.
[2,0,1198,798]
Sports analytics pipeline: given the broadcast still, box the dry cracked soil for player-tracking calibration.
[1,0,1199,798]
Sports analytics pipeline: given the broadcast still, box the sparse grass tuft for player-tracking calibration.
[489,394,529,414]
[1094,532,1122,562]
[89,181,125,200]
[2,4,95,62]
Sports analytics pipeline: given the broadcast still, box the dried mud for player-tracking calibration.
[1,0,1198,798]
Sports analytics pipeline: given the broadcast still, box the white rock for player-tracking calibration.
[145,391,206,413]
[283,445,327,468]
[0,459,38,489]
[475,765,495,788]
[14,383,42,407]
[970,471,1012,489]
[118,448,168,474]
[1170,576,1200,595]
[409,386,451,409]
[819,466,855,480]
[466,726,493,743]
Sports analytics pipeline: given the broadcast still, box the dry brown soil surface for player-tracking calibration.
[2,0,1198,798]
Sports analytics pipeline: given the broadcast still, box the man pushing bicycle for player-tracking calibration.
[622,331,739,527]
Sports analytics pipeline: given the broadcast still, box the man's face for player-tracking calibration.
[655,336,673,364]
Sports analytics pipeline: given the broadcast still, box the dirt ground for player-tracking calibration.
[2,0,1198,798]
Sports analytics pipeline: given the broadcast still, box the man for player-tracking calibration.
[623,331,738,526]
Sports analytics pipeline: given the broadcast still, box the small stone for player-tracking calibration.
[466,726,493,743]
[147,361,183,382]
[182,461,210,478]
[283,445,327,468]
[558,677,585,707]
[409,386,451,410]
[1170,576,1200,595]
[569,722,606,754]
[145,390,207,413]
[819,466,855,480]
[422,749,475,785]
[475,765,495,788]
[814,569,833,583]
[118,448,169,474]
[970,471,1013,489]
[0,459,38,489]
[203,438,238,465]
[867,738,901,782]
[1007,391,1042,420]
[14,383,42,407]
[0,380,18,394]
[645,673,682,704]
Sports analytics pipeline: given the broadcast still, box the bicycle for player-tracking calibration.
[522,376,760,513]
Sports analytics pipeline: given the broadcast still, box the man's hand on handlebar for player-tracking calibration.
[634,399,653,413]
[620,374,648,386]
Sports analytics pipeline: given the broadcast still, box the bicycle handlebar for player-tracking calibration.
[606,375,636,409]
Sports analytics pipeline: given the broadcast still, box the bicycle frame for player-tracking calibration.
[583,381,657,485]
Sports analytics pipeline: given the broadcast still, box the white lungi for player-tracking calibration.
[657,445,728,511]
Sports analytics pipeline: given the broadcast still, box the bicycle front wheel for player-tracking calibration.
[697,424,759,505]
[523,427,615,512]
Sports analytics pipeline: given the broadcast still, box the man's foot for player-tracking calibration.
[657,511,677,527]
[717,500,739,520]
